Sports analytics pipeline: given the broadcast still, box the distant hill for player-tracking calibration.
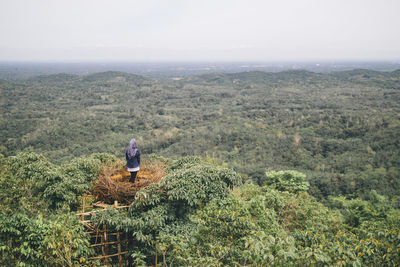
[81,71,149,84]
[188,70,320,84]
[26,73,80,83]
[188,72,231,84]
[230,69,319,81]
[328,69,388,79]
[330,68,399,79]
[20,69,400,86]
[391,69,400,76]
[187,69,400,89]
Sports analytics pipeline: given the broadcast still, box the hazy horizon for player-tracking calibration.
[2,59,400,64]
[1,0,400,62]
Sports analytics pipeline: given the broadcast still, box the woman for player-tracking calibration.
[126,138,140,183]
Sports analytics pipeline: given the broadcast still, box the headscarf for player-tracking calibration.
[126,138,138,158]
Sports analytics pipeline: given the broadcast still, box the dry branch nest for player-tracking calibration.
[92,161,165,205]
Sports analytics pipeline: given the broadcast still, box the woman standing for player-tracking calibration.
[126,138,140,183]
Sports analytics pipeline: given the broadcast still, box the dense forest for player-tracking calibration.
[1,69,399,265]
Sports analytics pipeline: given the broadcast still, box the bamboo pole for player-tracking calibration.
[94,228,100,244]
[76,205,129,217]
[117,232,122,266]
[88,251,128,260]
[101,225,106,265]
[163,252,167,267]
[155,242,158,267]
[76,197,133,265]
[88,240,120,248]
[103,224,108,265]
[82,195,85,213]
[80,195,85,221]
[86,231,121,235]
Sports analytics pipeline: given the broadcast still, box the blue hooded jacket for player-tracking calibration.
[126,139,140,169]
[126,149,140,168]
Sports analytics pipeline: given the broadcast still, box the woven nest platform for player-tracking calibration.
[92,161,166,205]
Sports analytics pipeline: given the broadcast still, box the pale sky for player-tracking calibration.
[0,0,399,61]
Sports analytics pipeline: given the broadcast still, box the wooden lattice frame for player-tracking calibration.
[76,195,130,266]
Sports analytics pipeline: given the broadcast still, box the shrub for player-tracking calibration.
[0,212,92,266]
[262,170,310,193]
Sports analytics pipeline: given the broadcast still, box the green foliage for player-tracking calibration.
[164,163,241,206]
[165,156,202,172]
[0,152,54,213]
[158,184,355,266]
[130,251,147,267]
[262,170,310,193]
[0,152,115,211]
[0,212,92,266]
[353,230,400,266]
[158,183,400,266]
[325,190,400,265]
[0,152,114,266]
[0,212,49,266]
[329,190,390,227]
[41,212,93,266]
[43,154,104,209]
[0,151,398,265]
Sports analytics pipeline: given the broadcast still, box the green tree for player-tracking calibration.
[262,170,310,193]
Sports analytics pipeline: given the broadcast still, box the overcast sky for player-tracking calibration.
[0,0,399,61]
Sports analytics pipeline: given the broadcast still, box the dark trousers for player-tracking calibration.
[130,171,138,183]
